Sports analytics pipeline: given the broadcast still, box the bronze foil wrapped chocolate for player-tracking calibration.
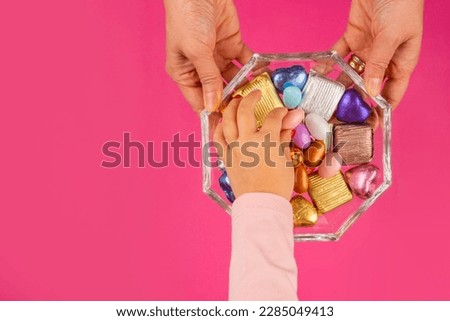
[333,124,373,165]
[294,164,309,194]
[233,72,283,127]
[303,140,326,167]
[308,171,353,213]
[291,195,318,226]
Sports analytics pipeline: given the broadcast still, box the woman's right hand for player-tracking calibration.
[164,0,253,113]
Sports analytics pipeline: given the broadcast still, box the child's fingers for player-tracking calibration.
[222,97,240,142]
[260,107,288,139]
[281,109,304,130]
[237,90,260,137]
[280,129,293,160]
[213,122,228,162]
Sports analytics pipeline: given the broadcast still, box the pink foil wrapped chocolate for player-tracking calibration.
[345,164,380,199]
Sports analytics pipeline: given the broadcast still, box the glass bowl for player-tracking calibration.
[201,51,392,241]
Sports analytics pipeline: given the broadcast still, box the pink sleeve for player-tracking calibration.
[229,193,298,301]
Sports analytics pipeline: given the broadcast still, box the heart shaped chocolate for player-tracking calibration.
[219,170,235,203]
[336,89,371,123]
[291,195,318,226]
[345,164,379,199]
[272,65,308,92]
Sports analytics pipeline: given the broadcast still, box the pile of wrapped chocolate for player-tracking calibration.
[218,64,381,227]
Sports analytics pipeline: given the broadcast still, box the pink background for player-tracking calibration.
[0,0,449,300]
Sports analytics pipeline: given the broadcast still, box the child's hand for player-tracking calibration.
[214,91,294,201]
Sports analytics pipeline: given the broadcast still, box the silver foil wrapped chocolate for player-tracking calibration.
[299,70,345,121]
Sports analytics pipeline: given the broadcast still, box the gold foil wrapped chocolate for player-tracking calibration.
[299,70,345,121]
[333,124,373,165]
[294,164,309,194]
[291,195,318,226]
[233,72,283,127]
[308,171,353,213]
[303,140,326,167]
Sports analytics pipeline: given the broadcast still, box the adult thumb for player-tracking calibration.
[364,35,398,97]
[191,53,223,112]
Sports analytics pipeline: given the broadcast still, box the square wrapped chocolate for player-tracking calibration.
[308,171,353,213]
[333,124,373,165]
[232,72,283,127]
[299,70,345,121]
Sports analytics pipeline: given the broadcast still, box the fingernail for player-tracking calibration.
[367,78,382,97]
[204,92,220,112]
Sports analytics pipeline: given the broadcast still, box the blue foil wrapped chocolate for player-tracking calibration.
[272,65,308,92]
[219,171,235,203]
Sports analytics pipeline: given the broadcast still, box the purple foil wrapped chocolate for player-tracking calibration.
[336,89,371,123]
[293,123,312,149]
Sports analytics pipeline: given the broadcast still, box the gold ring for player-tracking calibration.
[348,54,365,74]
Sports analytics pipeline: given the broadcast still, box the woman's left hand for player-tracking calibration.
[333,0,424,108]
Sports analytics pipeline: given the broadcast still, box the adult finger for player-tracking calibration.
[222,97,240,143]
[190,52,223,112]
[236,43,254,66]
[237,90,260,137]
[178,85,204,113]
[221,44,254,82]
[222,61,241,83]
[364,34,399,97]
[332,36,351,59]
[381,75,410,109]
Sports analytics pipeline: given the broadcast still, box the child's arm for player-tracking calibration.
[214,91,299,300]
[230,193,297,300]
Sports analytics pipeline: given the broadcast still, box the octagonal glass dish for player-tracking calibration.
[201,51,392,241]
